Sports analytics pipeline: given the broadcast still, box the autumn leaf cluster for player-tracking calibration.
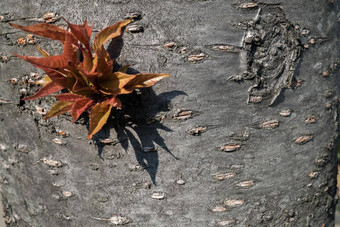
[10,18,169,139]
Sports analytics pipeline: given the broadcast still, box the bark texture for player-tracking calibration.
[0,0,339,226]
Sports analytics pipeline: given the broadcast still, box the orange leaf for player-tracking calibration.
[123,73,170,92]
[70,66,89,84]
[55,93,85,101]
[11,33,75,69]
[93,19,132,53]
[62,33,77,63]
[34,66,66,80]
[43,101,73,120]
[36,45,50,57]
[57,67,89,91]
[22,81,64,101]
[63,18,93,51]
[71,76,89,92]
[35,67,75,89]
[96,48,113,76]
[34,75,52,85]
[71,98,94,121]
[88,101,112,139]
[79,50,94,73]
[98,72,135,94]
[9,22,74,43]
[72,87,97,97]
[12,53,69,69]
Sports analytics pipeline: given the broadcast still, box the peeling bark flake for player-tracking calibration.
[0,55,9,63]
[236,3,258,9]
[176,179,186,185]
[62,191,72,197]
[151,192,165,200]
[9,78,18,84]
[124,12,142,21]
[164,42,176,49]
[236,180,254,188]
[261,119,279,128]
[212,206,226,212]
[53,138,66,145]
[188,53,205,62]
[127,25,144,33]
[16,37,26,46]
[212,45,241,52]
[42,12,57,23]
[173,110,192,120]
[92,215,130,225]
[216,220,237,226]
[41,157,63,167]
[304,116,317,124]
[224,199,244,207]
[295,135,312,144]
[279,109,292,117]
[187,126,206,136]
[219,144,241,152]
[14,144,30,153]
[214,172,236,181]
[57,130,69,137]
[26,34,37,44]
[308,171,319,179]
[35,106,47,115]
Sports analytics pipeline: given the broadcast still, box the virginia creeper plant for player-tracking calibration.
[10,18,169,139]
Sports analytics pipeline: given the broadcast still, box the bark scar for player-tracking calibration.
[229,7,304,106]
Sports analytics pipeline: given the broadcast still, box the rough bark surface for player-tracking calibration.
[0,0,339,226]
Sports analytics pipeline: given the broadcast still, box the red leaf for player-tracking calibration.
[62,33,76,63]
[33,65,66,81]
[88,101,112,139]
[22,81,64,101]
[9,23,75,43]
[43,101,73,120]
[40,67,79,90]
[55,93,85,101]
[33,66,72,89]
[70,98,94,121]
[63,17,93,52]
[12,53,68,69]
[11,33,75,69]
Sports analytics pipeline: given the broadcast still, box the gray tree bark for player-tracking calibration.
[0,0,339,226]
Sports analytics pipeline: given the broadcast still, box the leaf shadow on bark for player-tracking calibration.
[107,36,124,60]
[92,87,184,185]
[92,37,184,184]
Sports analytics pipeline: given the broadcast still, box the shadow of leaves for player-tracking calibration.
[89,32,186,184]
[92,88,184,185]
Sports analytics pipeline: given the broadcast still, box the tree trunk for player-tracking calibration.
[0,0,339,226]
